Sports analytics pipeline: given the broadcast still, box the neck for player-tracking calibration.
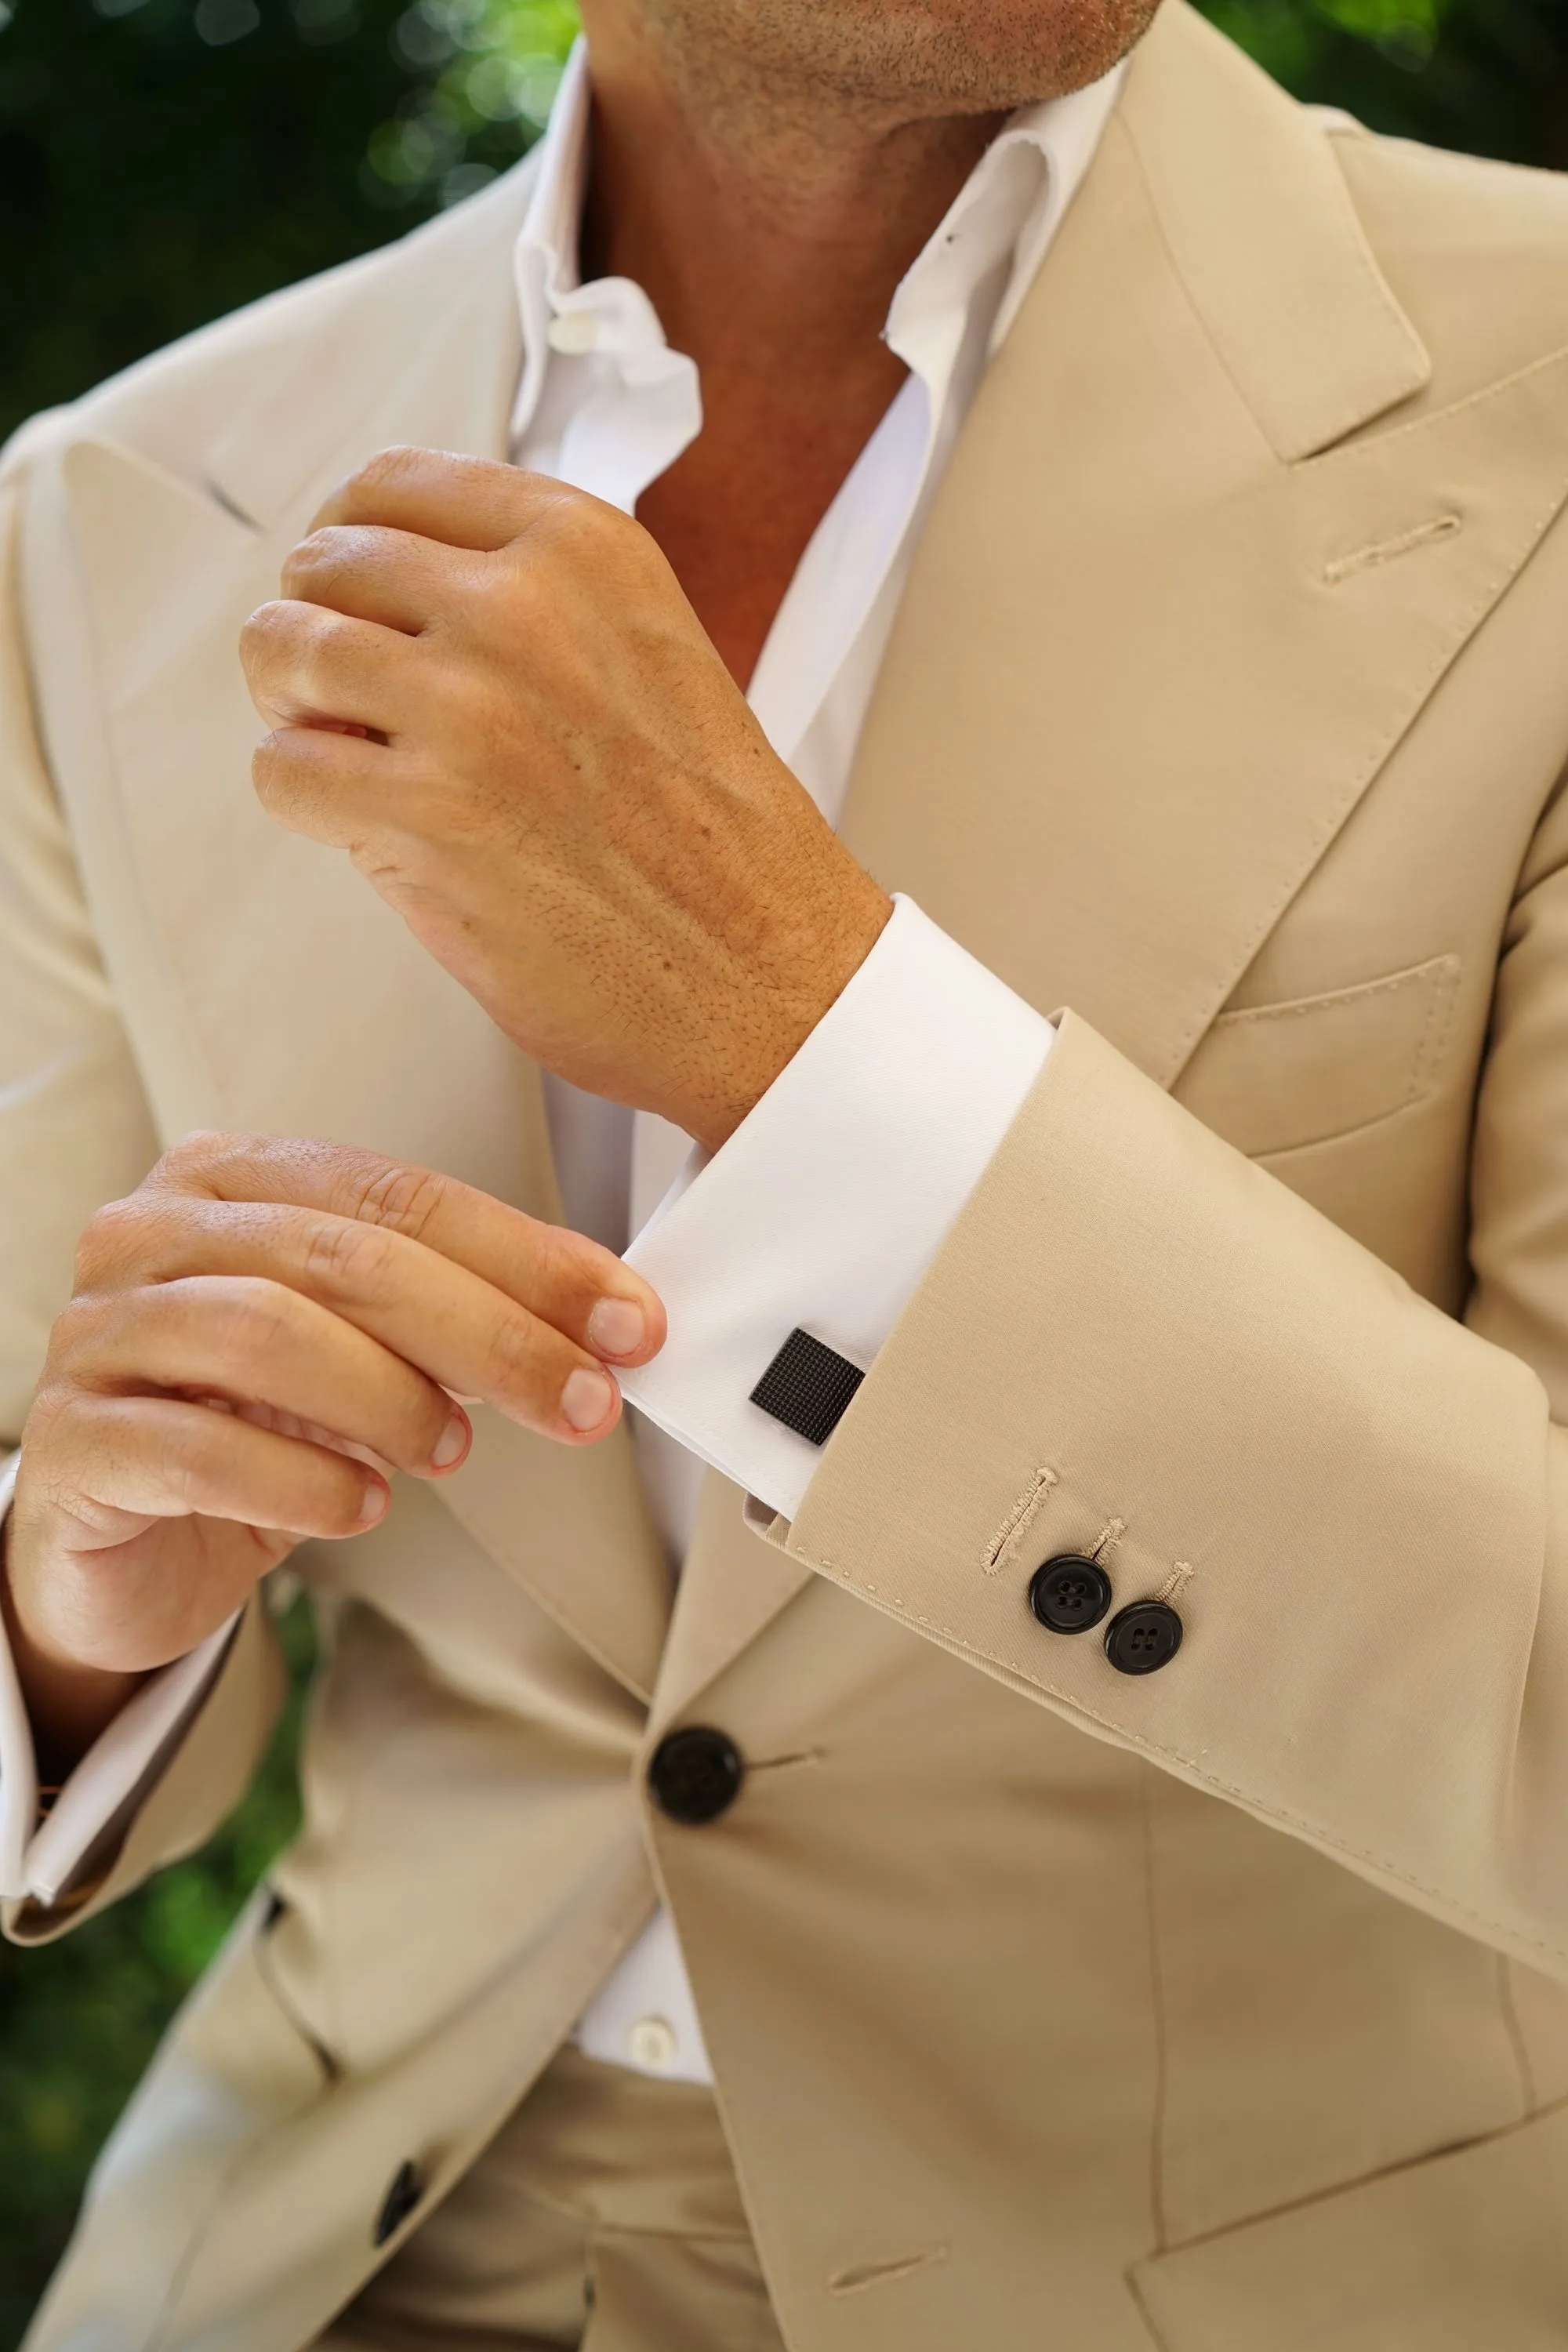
[569,1,1014,687]
[577,2,1006,379]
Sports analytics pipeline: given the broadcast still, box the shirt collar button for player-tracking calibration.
[547,310,601,356]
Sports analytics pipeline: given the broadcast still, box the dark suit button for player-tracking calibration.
[1105,1602,1183,1675]
[373,2160,425,2247]
[648,1727,745,1824]
[1029,1554,1112,1634]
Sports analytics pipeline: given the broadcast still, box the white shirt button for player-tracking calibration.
[546,310,601,356]
[626,2015,681,2072]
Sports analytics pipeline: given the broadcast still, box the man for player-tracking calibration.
[4,0,1568,2340]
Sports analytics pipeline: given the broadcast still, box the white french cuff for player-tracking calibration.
[0,1444,237,1907]
[619,895,1054,1522]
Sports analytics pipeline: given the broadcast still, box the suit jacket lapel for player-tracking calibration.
[648,1472,812,1736]
[22,161,673,1703]
[835,3,1568,1092]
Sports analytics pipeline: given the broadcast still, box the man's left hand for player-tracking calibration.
[241,447,892,1152]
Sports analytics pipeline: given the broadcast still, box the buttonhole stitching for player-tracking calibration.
[1323,511,1462,584]
[829,2245,950,2296]
[1092,1516,1127,1564]
[746,1748,823,1778]
[982,1466,1058,1574]
[1152,1562,1194,1607]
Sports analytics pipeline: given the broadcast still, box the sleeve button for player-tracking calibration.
[1105,1601,1183,1675]
[1028,1554,1112,1634]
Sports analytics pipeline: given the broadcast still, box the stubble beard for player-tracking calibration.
[643,0,1165,143]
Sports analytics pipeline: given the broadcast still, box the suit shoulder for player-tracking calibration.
[9,157,539,486]
[1331,122,1568,396]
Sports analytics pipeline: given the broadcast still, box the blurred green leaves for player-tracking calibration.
[2,0,1566,444]
[1204,0,1566,158]
[368,1,577,205]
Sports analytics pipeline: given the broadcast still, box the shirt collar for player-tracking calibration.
[513,35,1127,440]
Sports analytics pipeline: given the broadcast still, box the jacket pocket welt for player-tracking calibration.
[1175,953,1461,1161]
[1130,2099,1568,2352]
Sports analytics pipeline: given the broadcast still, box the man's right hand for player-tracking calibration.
[2,1132,665,1774]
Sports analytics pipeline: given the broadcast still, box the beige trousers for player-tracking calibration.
[316,2046,788,2352]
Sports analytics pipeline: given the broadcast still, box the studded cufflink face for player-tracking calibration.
[750,1328,865,1446]
[1029,1554,1114,1634]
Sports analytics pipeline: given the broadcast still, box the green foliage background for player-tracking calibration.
[0,0,1564,2337]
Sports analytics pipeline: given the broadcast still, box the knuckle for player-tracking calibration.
[265,606,341,695]
[73,1194,147,1289]
[365,444,417,481]
[251,735,292,811]
[154,1130,263,1203]
[253,738,336,834]
[17,1381,71,1473]
[305,604,351,659]
[529,485,598,558]
[347,446,417,507]
[385,1382,448,1467]
[49,1290,110,1364]
[157,1406,231,1516]
[156,1129,234,1187]
[481,1308,547,1399]
[299,1212,389,1303]
[346,1158,449,1245]
[280,525,343,593]
[219,1277,296,1370]
[240,598,294,668]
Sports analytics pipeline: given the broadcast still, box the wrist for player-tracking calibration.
[1,1510,145,1781]
[685,872,895,1152]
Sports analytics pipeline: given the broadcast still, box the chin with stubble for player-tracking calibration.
[644,0,1164,123]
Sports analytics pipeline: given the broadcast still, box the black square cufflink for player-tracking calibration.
[750,1328,865,1446]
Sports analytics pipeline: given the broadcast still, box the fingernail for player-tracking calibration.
[355,1479,389,1530]
[430,1410,470,1471]
[561,1367,615,1433]
[586,1298,645,1359]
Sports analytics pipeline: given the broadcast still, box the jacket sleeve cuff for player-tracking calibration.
[618,895,1054,1519]
[0,1447,238,1907]
[762,1010,1563,1967]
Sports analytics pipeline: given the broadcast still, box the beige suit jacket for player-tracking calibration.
[8,9,1568,2346]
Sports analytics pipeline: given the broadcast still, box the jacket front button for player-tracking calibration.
[1105,1601,1184,1675]
[1029,1553,1112,1633]
[648,1726,745,1824]
[373,2161,425,2247]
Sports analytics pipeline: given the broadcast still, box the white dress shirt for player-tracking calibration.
[0,41,1125,2084]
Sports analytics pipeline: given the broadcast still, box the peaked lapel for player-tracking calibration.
[837,3,1568,1094]
[643,2,1568,1722]
[20,162,673,1702]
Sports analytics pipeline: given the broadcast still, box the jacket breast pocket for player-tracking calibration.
[1130,2100,1568,2351]
[1174,953,1462,1160]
